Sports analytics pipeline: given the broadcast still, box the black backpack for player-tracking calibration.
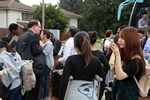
[53,37,62,56]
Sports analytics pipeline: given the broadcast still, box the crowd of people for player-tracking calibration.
[0,17,149,100]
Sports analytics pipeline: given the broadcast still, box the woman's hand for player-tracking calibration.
[112,75,116,83]
[40,41,46,48]
[110,43,120,57]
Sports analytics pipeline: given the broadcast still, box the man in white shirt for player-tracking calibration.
[58,27,79,64]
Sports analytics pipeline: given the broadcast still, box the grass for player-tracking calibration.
[95,37,102,51]
[61,37,102,51]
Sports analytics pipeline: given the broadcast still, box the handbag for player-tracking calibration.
[32,53,46,76]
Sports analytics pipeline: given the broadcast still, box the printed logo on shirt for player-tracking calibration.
[78,83,94,99]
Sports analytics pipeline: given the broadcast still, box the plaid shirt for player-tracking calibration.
[138,18,149,35]
[111,78,138,100]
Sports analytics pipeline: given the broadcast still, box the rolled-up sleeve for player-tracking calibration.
[58,41,71,63]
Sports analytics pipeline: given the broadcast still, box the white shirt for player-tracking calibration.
[58,37,77,64]
[104,39,111,51]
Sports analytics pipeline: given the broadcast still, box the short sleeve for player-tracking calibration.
[104,40,111,47]
[138,19,142,28]
[123,60,137,77]
[2,36,9,43]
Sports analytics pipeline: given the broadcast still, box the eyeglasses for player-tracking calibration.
[36,25,41,28]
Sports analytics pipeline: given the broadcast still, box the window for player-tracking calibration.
[22,13,32,20]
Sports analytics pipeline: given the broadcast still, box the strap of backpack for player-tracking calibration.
[106,39,112,43]
[133,76,145,94]
[133,76,141,89]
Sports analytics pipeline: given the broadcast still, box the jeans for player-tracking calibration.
[42,66,51,99]
[7,85,21,100]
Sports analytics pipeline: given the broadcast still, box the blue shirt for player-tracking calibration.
[143,37,150,57]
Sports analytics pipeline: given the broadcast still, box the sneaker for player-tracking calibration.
[45,97,50,100]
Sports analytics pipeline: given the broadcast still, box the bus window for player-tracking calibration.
[129,1,150,28]
[135,7,150,28]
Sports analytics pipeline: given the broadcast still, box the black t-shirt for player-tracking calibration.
[92,50,110,74]
[59,55,105,100]
[123,59,143,81]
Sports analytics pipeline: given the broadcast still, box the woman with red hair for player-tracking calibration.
[110,27,146,100]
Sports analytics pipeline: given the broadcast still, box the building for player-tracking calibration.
[61,9,81,28]
[0,0,33,39]
[0,1,81,40]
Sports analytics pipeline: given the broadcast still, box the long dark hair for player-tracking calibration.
[74,31,92,67]
[0,41,15,53]
[119,27,146,76]
[42,29,54,42]
[103,30,113,44]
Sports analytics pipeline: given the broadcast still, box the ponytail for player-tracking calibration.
[81,38,92,68]
[43,29,54,42]
[74,31,92,68]
[103,37,106,44]
[50,32,54,42]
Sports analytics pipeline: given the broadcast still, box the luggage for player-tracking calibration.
[51,69,63,98]
[64,75,103,100]
[105,87,112,100]
[55,64,63,69]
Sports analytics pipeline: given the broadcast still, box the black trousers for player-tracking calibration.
[22,76,42,100]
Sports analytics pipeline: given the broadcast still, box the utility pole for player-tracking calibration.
[42,0,44,29]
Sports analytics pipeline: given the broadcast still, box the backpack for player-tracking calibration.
[21,60,36,96]
[134,60,150,97]
[53,37,62,56]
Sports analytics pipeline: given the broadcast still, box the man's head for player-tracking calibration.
[65,27,79,38]
[28,20,41,34]
[142,12,148,19]
[138,29,144,38]
[9,23,20,36]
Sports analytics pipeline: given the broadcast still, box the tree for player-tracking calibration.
[59,0,84,30]
[82,0,133,36]
[59,0,84,14]
[0,0,20,2]
[32,3,69,32]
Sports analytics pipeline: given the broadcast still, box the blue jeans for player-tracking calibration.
[42,66,51,99]
[7,85,21,100]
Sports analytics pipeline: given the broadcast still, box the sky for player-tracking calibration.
[20,0,58,6]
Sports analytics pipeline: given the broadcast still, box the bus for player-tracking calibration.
[129,0,150,28]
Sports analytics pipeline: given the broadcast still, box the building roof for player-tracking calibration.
[61,9,81,19]
[0,0,33,12]
[17,21,28,28]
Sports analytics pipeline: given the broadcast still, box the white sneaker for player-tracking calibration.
[45,97,50,100]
